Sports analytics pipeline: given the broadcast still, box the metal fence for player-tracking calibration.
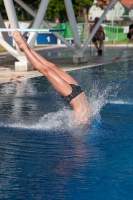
[102,23,118,43]
[77,23,118,44]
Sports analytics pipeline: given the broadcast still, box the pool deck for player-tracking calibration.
[0,44,132,83]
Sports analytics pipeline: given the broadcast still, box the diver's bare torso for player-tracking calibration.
[70,92,93,124]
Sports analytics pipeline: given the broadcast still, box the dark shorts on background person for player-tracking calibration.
[92,37,97,42]
[92,35,103,43]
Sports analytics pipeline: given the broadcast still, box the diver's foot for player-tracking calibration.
[13,31,28,51]
[13,31,24,44]
[14,31,31,51]
[13,30,30,46]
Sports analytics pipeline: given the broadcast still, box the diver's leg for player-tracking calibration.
[13,33,72,96]
[28,49,78,85]
[13,31,78,85]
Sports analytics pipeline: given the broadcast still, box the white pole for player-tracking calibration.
[3,0,24,55]
[112,14,113,26]
[82,0,115,53]
[27,0,50,47]
[64,0,82,55]
[3,0,19,28]
[14,0,75,50]
[0,13,11,45]
[0,38,17,57]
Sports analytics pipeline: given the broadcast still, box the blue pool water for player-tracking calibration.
[0,59,133,200]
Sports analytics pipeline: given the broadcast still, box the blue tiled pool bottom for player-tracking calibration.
[0,59,133,200]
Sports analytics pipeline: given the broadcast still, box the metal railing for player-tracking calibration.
[77,22,118,44]
[102,23,118,43]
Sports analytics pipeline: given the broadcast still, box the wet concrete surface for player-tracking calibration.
[0,44,132,83]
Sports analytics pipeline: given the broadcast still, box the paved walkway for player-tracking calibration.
[0,44,132,83]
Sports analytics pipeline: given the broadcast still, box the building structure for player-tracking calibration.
[89,0,133,23]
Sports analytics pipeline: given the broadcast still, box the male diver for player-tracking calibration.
[13,31,93,124]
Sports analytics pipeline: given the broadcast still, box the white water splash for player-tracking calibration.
[2,108,75,131]
[88,83,119,120]
[108,100,133,105]
[0,83,119,131]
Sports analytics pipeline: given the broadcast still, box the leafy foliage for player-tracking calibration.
[0,0,8,19]
[47,0,66,21]
[72,0,94,12]
[47,0,94,21]
[0,0,108,21]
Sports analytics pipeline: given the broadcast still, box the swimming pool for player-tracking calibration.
[0,59,133,200]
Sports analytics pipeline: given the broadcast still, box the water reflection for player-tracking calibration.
[0,124,101,199]
[0,79,38,124]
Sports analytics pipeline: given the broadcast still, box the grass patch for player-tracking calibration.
[34,46,47,49]
[0,45,8,53]
[105,41,128,45]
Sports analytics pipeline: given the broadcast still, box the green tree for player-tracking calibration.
[47,0,108,23]
[47,0,94,22]
[0,0,108,22]
[0,0,41,20]
[47,0,66,21]
[0,0,8,19]
[72,0,94,23]
[14,0,41,20]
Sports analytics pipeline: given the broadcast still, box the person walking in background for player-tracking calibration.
[13,31,93,125]
[55,18,60,25]
[90,17,105,54]
[127,20,133,41]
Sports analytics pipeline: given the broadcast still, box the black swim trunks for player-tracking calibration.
[62,84,83,104]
